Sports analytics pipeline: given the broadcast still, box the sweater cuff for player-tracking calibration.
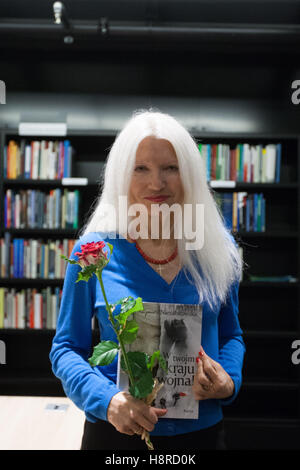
[85,386,121,423]
[219,375,241,406]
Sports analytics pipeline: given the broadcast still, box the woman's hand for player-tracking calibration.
[107,391,167,436]
[192,348,234,401]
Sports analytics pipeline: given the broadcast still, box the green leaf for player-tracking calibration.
[60,254,78,265]
[121,351,149,377]
[115,297,144,326]
[120,351,155,398]
[119,319,139,344]
[148,350,168,372]
[88,340,119,367]
[106,242,113,260]
[76,264,98,282]
[129,370,154,399]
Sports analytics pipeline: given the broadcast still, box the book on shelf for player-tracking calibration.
[62,177,88,186]
[0,234,76,279]
[0,286,62,329]
[117,301,203,419]
[3,139,73,180]
[214,192,266,232]
[4,188,80,229]
[199,142,282,184]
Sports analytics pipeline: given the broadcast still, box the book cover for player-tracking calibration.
[117,301,202,420]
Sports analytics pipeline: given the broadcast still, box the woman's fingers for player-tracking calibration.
[196,356,213,388]
[107,391,166,435]
[152,407,168,418]
[132,402,167,433]
[199,348,219,381]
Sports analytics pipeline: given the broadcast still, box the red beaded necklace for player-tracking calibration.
[128,237,178,265]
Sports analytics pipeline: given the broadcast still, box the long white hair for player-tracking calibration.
[80,109,243,309]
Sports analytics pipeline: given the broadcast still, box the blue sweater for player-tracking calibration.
[50,232,245,436]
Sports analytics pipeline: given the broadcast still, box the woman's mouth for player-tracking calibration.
[144,196,170,202]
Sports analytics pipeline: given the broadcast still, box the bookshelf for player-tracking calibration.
[0,128,299,449]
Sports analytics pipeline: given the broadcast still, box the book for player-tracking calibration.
[265,144,277,183]
[200,142,281,184]
[0,286,63,329]
[117,301,203,420]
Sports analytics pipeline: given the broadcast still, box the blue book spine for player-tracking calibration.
[3,146,7,177]
[262,196,266,231]
[19,239,24,277]
[275,143,281,183]
[41,244,45,279]
[4,232,11,278]
[246,197,250,231]
[221,193,233,230]
[63,140,70,177]
[253,193,257,232]
[207,144,211,182]
[13,239,18,277]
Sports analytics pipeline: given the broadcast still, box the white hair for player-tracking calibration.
[80,109,243,309]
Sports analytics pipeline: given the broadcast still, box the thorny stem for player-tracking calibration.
[96,270,136,388]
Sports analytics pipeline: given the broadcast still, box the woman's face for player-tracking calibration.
[129,136,184,211]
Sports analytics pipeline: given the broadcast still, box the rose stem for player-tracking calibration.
[96,271,135,387]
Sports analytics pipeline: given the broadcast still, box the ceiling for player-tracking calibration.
[1,0,300,55]
[1,0,300,23]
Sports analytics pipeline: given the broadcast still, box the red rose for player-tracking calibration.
[74,241,108,268]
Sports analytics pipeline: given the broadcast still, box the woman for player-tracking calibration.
[50,110,245,450]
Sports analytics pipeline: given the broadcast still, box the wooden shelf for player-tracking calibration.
[0,278,64,287]
[240,281,298,287]
[210,182,298,190]
[3,228,78,236]
[3,178,99,188]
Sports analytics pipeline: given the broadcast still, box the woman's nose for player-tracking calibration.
[148,170,166,190]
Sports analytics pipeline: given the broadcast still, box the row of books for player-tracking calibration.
[199,143,281,183]
[4,188,80,229]
[215,192,266,232]
[0,235,76,279]
[0,287,62,329]
[3,139,73,180]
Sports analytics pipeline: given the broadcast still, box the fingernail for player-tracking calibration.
[196,357,200,363]
[198,350,204,357]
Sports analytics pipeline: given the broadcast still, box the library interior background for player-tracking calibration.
[0,0,300,450]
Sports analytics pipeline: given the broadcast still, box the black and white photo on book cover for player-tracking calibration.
[117,302,203,419]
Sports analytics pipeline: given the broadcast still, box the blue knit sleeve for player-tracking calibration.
[217,280,246,405]
[49,236,121,422]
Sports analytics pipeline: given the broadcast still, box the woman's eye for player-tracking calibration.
[134,166,147,172]
[166,166,178,171]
